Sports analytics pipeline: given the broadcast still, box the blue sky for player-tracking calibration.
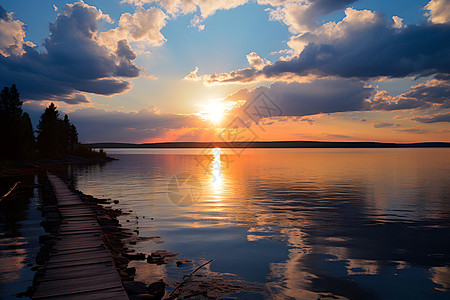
[0,0,449,143]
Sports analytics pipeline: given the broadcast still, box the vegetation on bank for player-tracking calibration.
[0,84,105,164]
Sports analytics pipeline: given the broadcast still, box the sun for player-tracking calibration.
[201,99,227,125]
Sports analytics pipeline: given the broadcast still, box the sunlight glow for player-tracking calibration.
[197,99,245,126]
[211,148,222,193]
[204,100,226,125]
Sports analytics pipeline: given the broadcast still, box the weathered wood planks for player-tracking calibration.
[32,173,128,300]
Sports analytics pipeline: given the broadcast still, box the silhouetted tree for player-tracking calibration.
[0,84,34,159]
[36,103,60,157]
[69,124,79,152]
[18,112,36,159]
[36,103,81,158]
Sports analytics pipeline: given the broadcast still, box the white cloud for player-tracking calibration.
[246,52,269,70]
[99,7,167,51]
[392,16,404,29]
[287,7,382,53]
[425,0,450,24]
[189,15,205,31]
[265,0,357,33]
[0,6,35,56]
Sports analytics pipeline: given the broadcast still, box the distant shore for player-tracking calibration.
[88,141,450,149]
[0,155,116,179]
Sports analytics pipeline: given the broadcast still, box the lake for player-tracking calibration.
[71,148,450,299]
[0,174,45,299]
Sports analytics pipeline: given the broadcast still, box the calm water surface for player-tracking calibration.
[72,148,450,299]
[0,175,45,299]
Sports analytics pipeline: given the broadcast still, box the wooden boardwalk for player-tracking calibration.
[33,173,128,299]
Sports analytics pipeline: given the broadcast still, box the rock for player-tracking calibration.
[125,267,137,275]
[114,256,129,266]
[123,253,146,260]
[146,250,178,265]
[123,281,147,295]
[113,200,119,204]
[147,280,166,299]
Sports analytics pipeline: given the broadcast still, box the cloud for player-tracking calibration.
[369,78,450,110]
[217,76,450,127]
[68,106,204,142]
[223,78,373,122]
[425,0,450,24]
[195,8,450,84]
[189,15,205,31]
[246,52,268,70]
[99,7,167,51]
[0,2,141,103]
[394,127,429,134]
[265,0,357,33]
[372,122,401,128]
[413,112,450,123]
[136,0,249,18]
[0,5,35,56]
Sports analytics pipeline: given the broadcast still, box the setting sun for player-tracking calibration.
[198,99,228,125]
[206,101,226,125]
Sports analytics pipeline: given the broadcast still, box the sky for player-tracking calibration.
[0,0,449,143]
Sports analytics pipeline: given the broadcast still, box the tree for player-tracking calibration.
[36,103,60,157]
[0,84,32,159]
[18,113,36,159]
[36,103,80,158]
[69,124,79,152]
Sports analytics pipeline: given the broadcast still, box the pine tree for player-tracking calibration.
[36,103,60,158]
[18,112,36,158]
[0,84,27,159]
[36,103,80,158]
[69,124,79,153]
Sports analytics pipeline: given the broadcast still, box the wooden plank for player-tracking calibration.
[54,240,104,249]
[36,287,128,300]
[53,245,105,256]
[39,266,118,282]
[33,273,124,298]
[49,251,111,264]
[45,255,113,269]
[59,230,101,236]
[54,243,105,252]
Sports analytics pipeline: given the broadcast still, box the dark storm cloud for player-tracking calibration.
[226,78,374,120]
[0,3,140,104]
[199,10,450,84]
[223,76,450,123]
[263,23,450,80]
